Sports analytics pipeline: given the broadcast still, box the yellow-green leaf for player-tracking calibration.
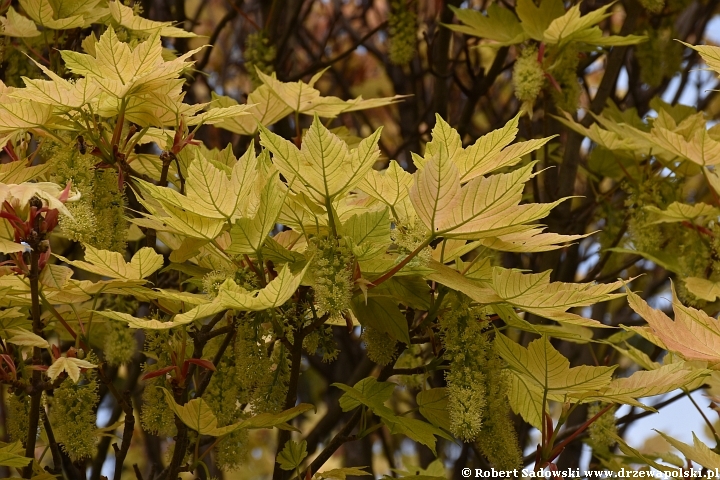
[58,245,163,280]
[350,296,410,345]
[0,7,40,37]
[580,362,711,406]
[5,328,49,348]
[445,5,527,46]
[161,388,238,436]
[416,388,451,431]
[19,0,85,29]
[47,357,97,383]
[219,263,309,311]
[655,432,720,469]
[627,284,720,364]
[108,0,196,37]
[491,268,624,327]
[260,116,382,205]
[227,176,286,255]
[685,277,720,302]
[358,160,414,212]
[496,334,616,393]
[543,2,612,46]
[644,202,720,224]
[0,441,32,468]
[516,0,565,41]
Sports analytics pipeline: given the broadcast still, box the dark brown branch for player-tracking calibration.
[112,390,136,480]
[520,388,701,466]
[23,245,43,479]
[196,1,242,72]
[303,409,361,479]
[430,0,464,121]
[457,47,510,140]
[41,414,62,475]
[288,22,388,82]
[196,326,237,398]
[303,356,375,455]
[133,464,145,480]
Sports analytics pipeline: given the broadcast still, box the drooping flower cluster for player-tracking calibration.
[635,27,682,87]
[49,139,126,252]
[362,326,397,365]
[50,377,99,461]
[141,331,176,437]
[547,45,581,112]
[440,295,488,441]
[475,346,522,469]
[391,220,432,266]
[586,402,618,453]
[6,393,32,442]
[244,31,277,86]
[512,46,545,106]
[388,0,417,65]
[308,236,354,324]
[205,327,250,470]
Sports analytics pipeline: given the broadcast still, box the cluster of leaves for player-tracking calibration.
[0,0,720,479]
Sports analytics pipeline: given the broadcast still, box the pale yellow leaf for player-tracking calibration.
[0,158,51,184]
[649,126,720,166]
[5,328,49,348]
[108,1,197,38]
[580,362,711,406]
[543,2,612,47]
[644,201,720,224]
[93,310,183,330]
[13,61,101,108]
[19,0,85,29]
[0,239,24,254]
[628,284,720,365]
[227,176,285,255]
[358,160,413,212]
[478,228,588,252]
[134,197,226,240]
[39,264,73,289]
[47,356,97,383]
[210,87,292,135]
[409,153,460,233]
[0,99,53,133]
[491,267,624,327]
[656,432,720,469]
[57,245,162,280]
[0,7,40,37]
[506,370,545,429]
[258,70,402,118]
[424,261,501,304]
[496,334,616,393]
[685,277,720,302]
[681,42,720,77]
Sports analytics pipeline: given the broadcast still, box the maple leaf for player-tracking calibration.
[627,283,720,364]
